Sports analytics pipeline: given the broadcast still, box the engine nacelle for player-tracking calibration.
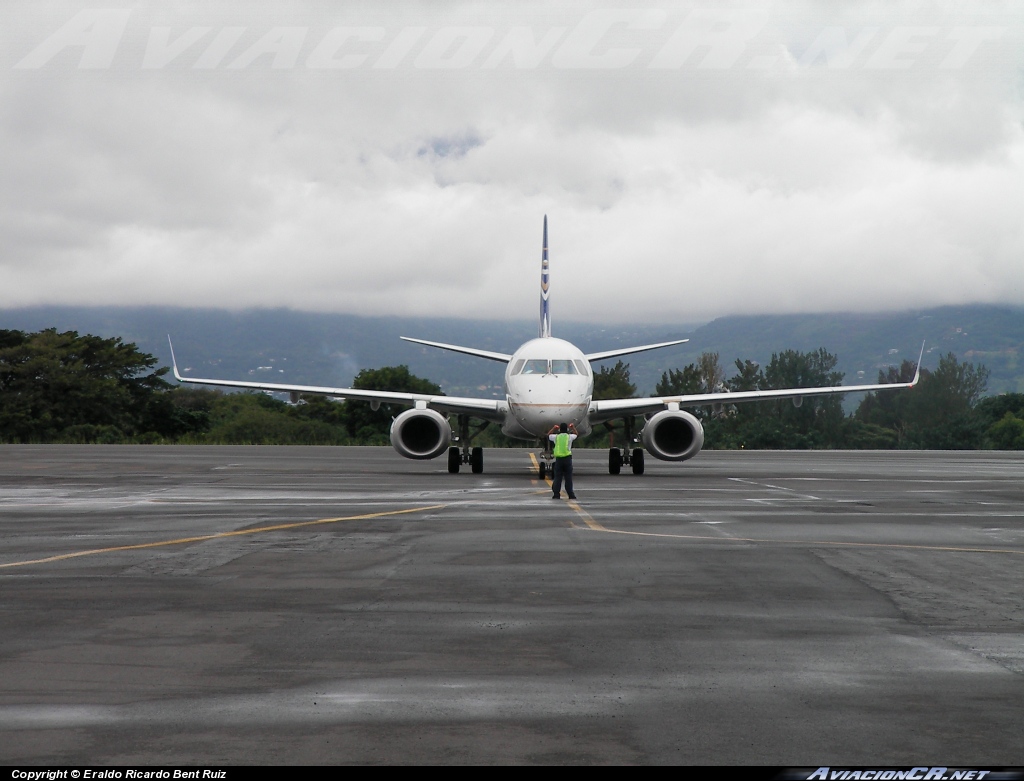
[389,408,452,460]
[641,409,705,462]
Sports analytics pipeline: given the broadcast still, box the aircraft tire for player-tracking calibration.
[471,447,484,474]
[631,448,645,475]
[538,461,546,480]
[608,448,622,475]
[447,446,460,474]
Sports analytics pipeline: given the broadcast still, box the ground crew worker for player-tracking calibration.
[548,422,578,500]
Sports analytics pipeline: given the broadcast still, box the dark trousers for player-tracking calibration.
[552,455,574,497]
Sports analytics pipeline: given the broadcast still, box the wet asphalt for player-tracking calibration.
[1,445,1022,764]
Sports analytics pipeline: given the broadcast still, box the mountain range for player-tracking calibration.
[3,304,1021,399]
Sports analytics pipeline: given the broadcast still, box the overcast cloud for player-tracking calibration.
[1,1,1022,324]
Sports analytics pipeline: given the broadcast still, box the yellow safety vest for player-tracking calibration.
[553,432,572,458]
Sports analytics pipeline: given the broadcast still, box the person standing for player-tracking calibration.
[548,422,578,500]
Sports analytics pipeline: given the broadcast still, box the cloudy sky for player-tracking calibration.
[1,1,1022,325]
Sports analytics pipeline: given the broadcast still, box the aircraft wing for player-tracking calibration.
[590,348,923,424]
[168,340,505,421]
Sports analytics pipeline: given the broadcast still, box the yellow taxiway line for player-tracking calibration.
[528,452,606,531]
[0,504,447,570]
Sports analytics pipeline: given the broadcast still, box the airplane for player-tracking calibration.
[169,217,922,477]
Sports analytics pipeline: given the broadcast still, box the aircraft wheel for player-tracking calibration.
[608,448,622,475]
[447,446,460,473]
[471,446,484,474]
[631,448,645,475]
[538,461,547,480]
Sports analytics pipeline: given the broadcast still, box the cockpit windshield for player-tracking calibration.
[515,359,579,375]
[520,359,549,375]
[550,360,577,375]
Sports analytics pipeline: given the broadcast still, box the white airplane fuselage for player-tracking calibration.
[501,337,593,439]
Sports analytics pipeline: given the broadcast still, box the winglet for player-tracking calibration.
[167,335,184,382]
[910,340,926,386]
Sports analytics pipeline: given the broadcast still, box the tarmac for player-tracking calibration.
[0,445,1022,765]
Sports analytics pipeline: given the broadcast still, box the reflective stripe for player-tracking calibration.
[553,432,572,458]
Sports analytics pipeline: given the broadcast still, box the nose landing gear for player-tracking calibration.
[536,435,553,480]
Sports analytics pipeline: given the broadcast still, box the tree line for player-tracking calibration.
[591,348,1004,451]
[0,329,437,445]
[2,328,1022,449]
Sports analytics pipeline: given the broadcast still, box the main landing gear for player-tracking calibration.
[448,415,489,474]
[606,416,645,475]
[608,447,644,475]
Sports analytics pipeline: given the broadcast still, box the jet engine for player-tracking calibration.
[641,410,705,462]
[389,408,452,460]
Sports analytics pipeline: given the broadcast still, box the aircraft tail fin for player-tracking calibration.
[540,215,551,338]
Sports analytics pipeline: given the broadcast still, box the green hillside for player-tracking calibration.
[2,304,1021,396]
